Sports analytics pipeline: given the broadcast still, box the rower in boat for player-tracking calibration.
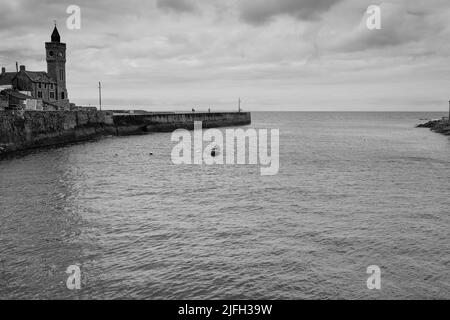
[211,145,219,157]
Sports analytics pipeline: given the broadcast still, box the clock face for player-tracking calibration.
[58,52,63,57]
[49,51,54,57]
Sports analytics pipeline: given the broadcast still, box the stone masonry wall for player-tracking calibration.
[0,110,115,155]
[0,110,251,155]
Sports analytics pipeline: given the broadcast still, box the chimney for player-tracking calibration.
[16,62,18,72]
[1,67,5,74]
[20,65,26,72]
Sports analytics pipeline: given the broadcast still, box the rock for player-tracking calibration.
[417,119,450,135]
[417,120,439,128]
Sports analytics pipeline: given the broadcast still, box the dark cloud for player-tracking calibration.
[156,0,197,13]
[238,0,343,25]
[330,2,447,53]
[1,0,449,110]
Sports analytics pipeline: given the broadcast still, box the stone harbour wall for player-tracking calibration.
[0,111,251,156]
[113,112,252,135]
[0,110,115,155]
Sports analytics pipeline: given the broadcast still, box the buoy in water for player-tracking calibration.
[211,146,219,157]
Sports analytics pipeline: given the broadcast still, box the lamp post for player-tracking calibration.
[98,81,102,111]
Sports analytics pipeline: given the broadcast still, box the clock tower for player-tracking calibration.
[46,25,69,107]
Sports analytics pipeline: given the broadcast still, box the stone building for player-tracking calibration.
[0,89,43,111]
[0,70,15,91]
[0,93,8,110]
[0,25,70,110]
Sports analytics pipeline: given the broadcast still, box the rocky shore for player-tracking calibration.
[417,119,450,135]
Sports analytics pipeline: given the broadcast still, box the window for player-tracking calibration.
[37,91,42,98]
[38,83,42,89]
[50,84,53,89]
[60,69,64,81]
[50,92,55,99]
[61,92,65,100]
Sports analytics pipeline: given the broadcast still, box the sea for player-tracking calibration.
[0,112,449,299]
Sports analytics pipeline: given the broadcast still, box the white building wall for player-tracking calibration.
[25,99,38,110]
[0,84,13,90]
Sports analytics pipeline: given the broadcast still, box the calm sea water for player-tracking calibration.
[0,112,449,300]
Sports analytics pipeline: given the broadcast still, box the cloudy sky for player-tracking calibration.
[1,0,450,111]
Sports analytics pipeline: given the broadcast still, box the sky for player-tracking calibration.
[0,0,450,111]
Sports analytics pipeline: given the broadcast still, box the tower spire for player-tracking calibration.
[51,23,60,43]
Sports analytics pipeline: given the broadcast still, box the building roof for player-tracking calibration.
[2,89,34,100]
[0,72,17,85]
[23,71,56,83]
[0,70,56,85]
[51,26,61,43]
[42,100,60,108]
